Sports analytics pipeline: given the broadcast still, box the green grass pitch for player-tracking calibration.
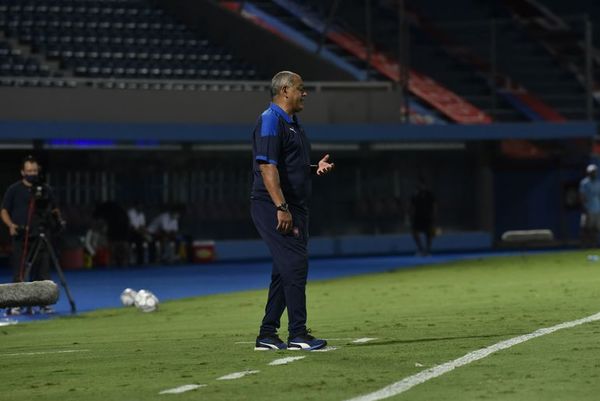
[2,251,600,401]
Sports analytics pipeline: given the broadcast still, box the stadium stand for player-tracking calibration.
[261,0,592,121]
[0,0,594,121]
[0,39,51,77]
[0,0,259,83]
[502,0,598,117]
[407,0,589,120]
[219,0,491,123]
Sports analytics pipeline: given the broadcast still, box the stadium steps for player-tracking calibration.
[248,0,384,78]
[408,44,491,96]
[461,94,529,122]
[0,29,69,78]
[519,0,600,54]
[411,0,588,120]
[238,1,492,123]
[502,0,599,119]
[407,27,526,121]
[291,0,525,121]
[0,29,61,83]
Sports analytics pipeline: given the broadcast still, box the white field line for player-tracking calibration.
[345,311,600,401]
[0,320,18,327]
[269,356,305,366]
[1,349,90,357]
[159,384,206,394]
[216,370,260,380]
[352,338,378,343]
[313,346,338,352]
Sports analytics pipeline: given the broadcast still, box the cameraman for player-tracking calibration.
[1,156,61,312]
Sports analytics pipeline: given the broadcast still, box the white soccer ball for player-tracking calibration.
[120,288,137,307]
[134,289,148,305]
[134,289,159,312]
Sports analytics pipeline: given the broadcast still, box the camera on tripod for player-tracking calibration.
[31,178,47,200]
[27,175,65,238]
[20,174,76,312]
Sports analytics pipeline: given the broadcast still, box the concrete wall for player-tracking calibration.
[0,87,403,124]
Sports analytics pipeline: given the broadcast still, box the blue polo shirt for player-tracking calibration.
[251,102,312,207]
[580,176,600,213]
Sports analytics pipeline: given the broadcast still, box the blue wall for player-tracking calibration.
[214,232,492,261]
[493,163,586,241]
[0,121,595,142]
[494,167,561,237]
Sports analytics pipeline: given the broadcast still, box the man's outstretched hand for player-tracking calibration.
[317,154,335,176]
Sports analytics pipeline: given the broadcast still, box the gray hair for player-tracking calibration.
[270,71,299,98]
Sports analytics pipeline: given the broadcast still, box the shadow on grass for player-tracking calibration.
[350,332,526,346]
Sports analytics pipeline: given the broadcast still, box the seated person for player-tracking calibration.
[127,203,150,265]
[147,207,181,264]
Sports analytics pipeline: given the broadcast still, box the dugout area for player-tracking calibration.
[0,124,593,267]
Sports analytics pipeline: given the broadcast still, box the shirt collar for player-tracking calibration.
[269,102,296,124]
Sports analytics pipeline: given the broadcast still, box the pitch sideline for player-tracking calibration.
[0,349,90,357]
[345,311,600,401]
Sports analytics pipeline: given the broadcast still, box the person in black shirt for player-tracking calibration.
[1,156,61,314]
[409,178,437,256]
[251,71,334,351]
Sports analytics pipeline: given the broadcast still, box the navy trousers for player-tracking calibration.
[251,199,309,338]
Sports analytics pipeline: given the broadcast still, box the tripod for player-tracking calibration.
[24,232,77,314]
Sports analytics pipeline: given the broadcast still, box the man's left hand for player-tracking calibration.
[317,154,335,176]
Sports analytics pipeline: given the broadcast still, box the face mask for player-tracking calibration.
[24,174,38,184]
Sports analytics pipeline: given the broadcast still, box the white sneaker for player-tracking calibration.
[8,307,22,316]
[39,305,55,314]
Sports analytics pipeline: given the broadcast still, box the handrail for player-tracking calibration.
[0,76,395,91]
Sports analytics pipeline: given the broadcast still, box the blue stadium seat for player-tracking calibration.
[0,0,261,82]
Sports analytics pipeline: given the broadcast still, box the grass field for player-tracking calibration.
[2,251,600,401]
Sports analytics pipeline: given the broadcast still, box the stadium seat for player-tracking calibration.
[0,0,261,84]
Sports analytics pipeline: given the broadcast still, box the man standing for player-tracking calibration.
[147,206,181,264]
[251,71,334,351]
[579,164,600,248]
[1,156,59,314]
[409,178,436,256]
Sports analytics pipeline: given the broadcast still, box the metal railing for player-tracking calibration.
[416,15,597,121]
[0,76,395,92]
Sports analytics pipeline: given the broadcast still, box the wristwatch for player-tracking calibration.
[276,202,289,212]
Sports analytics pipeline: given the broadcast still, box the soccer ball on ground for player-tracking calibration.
[134,289,159,312]
[120,288,137,307]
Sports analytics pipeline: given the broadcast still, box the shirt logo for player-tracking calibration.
[289,128,297,134]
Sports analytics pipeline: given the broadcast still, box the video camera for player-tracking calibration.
[31,178,50,200]
[26,175,65,237]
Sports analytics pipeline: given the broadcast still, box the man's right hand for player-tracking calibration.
[9,223,18,236]
[276,210,293,234]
